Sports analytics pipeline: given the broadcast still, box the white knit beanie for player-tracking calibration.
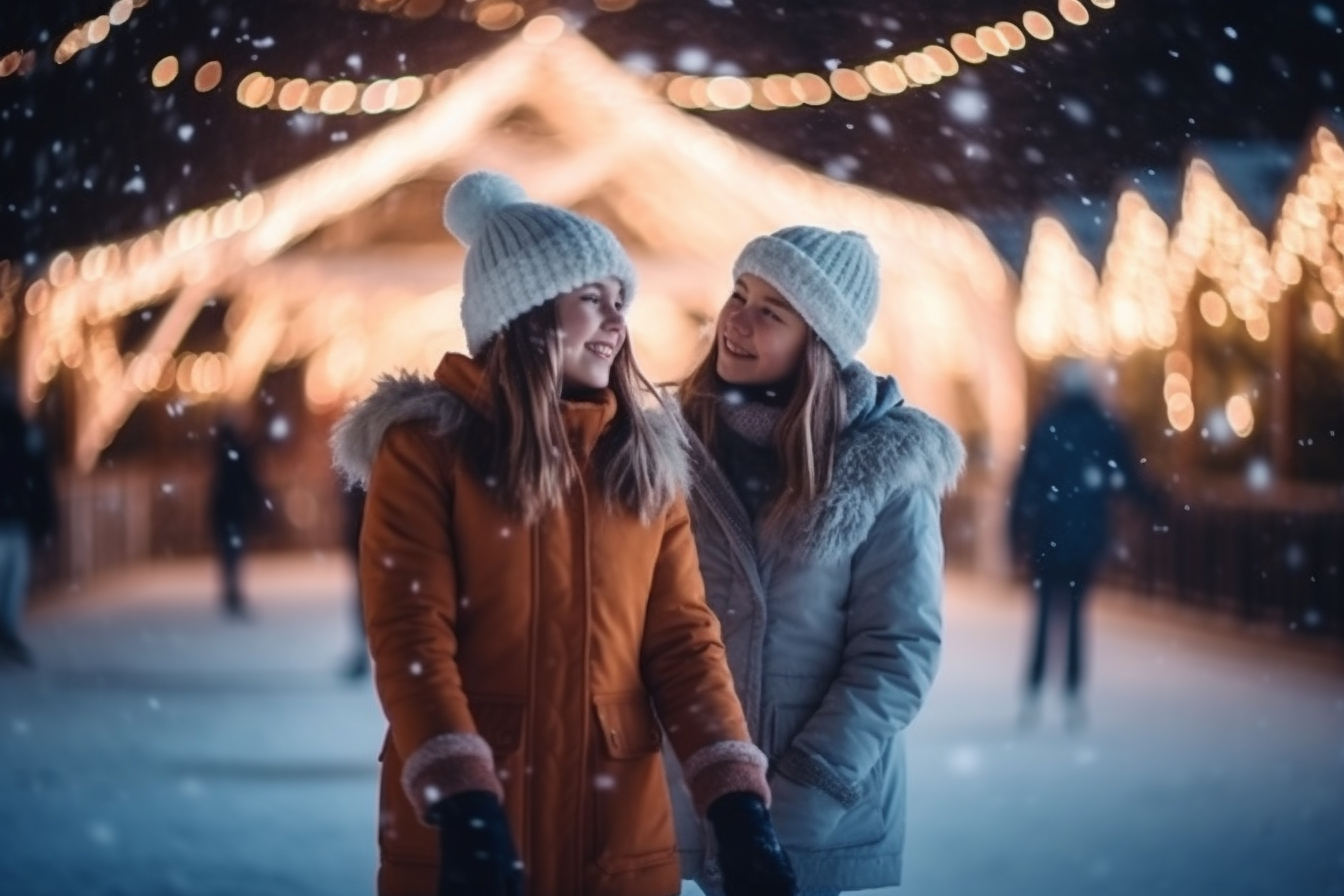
[443,171,637,355]
[732,225,880,365]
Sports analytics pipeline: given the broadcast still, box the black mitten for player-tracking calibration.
[707,791,798,896]
[428,790,523,896]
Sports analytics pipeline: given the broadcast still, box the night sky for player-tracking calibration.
[2,0,1342,268]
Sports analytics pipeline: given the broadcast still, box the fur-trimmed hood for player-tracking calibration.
[790,363,965,561]
[691,362,965,564]
[329,358,691,502]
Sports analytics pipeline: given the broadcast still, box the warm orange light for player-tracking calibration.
[151,56,179,87]
[1311,300,1338,334]
[1022,11,1056,40]
[793,72,832,105]
[1245,312,1270,341]
[237,72,276,108]
[388,75,425,110]
[829,68,871,101]
[924,45,960,77]
[861,61,907,94]
[902,52,941,84]
[747,78,777,111]
[950,33,988,63]
[706,76,752,109]
[975,25,1009,56]
[194,60,223,92]
[86,16,112,44]
[321,80,358,114]
[522,14,565,44]
[1226,395,1254,438]
[666,75,698,109]
[997,22,1027,50]
[1198,290,1227,326]
[1167,392,1194,431]
[109,0,135,26]
[1059,0,1090,25]
[475,1,523,31]
[1163,371,1191,402]
[277,78,308,111]
[360,79,392,113]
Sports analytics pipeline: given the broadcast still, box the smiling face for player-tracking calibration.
[714,273,811,387]
[554,278,627,391]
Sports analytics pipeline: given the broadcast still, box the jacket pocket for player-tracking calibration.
[590,693,678,874]
[768,703,885,851]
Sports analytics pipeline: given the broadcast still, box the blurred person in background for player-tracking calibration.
[1009,359,1164,730]
[671,226,964,896]
[207,417,265,619]
[0,379,57,668]
[330,171,796,896]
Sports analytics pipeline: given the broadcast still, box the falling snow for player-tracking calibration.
[675,47,711,73]
[1060,97,1093,125]
[948,88,989,124]
[1214,63,1234,83]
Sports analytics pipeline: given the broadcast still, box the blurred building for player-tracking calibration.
[9,30,1021,586]
[1008,119,1344,638]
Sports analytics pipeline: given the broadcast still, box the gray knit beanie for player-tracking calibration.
[732,225,880,365]
[444,171,637,355]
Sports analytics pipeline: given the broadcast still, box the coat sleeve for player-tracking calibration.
[361,422,501,820]
[640,496,770,815]
[775,486,944,808]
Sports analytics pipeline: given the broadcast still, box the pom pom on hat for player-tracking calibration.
[443,170,528,247]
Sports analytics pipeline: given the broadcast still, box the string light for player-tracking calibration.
[144,3,1115,117]
[657,1,1112,112]
[53,0,151,65]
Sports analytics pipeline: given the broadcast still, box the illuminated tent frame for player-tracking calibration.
[19,28,1022,479]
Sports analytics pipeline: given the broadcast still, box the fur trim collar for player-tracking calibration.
[330,372,467,489]
[329,372,691,503]
[786,401,965,562]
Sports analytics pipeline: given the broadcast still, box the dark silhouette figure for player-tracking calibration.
[1008,362,1161,728]
[208,421,264,619]
[340,484,368,679]
[0,385,57,668]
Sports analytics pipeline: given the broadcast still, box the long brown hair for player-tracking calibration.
[461,301,681,524]
[680,329,846,528]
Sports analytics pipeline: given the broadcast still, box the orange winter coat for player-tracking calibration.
[333,353,767,896]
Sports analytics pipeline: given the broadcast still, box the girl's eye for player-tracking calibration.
[763,308,782,322]
[582,293,601,303]
[728,293,745,305]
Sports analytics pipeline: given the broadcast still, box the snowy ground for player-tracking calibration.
[2,553,1342,896]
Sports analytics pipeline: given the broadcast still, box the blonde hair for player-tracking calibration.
[680,329,845,529]
[462,301,680,523]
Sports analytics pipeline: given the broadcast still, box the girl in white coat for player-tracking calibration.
[669,226,964,896]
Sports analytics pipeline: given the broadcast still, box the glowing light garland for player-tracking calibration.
[137,0,1115,115]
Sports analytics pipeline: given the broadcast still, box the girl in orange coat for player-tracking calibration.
[331,171,796,896]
